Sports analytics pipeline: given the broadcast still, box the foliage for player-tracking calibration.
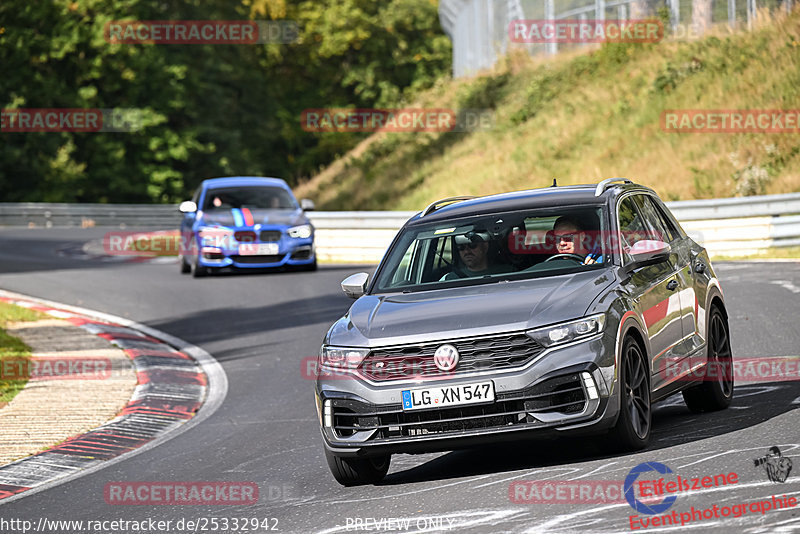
[0,0,451,202]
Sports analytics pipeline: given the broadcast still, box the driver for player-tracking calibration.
[441,231,502,280]
[552,217,603,265]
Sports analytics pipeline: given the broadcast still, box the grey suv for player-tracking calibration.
[315,179,733,485]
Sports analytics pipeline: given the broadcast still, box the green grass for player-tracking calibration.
[295,10,800,210]
[0,301,43,404]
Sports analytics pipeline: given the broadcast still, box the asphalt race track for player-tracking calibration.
[1,227,798,533]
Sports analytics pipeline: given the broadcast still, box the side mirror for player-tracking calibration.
[624,240,671,273]
[300,198,315,211]
[341,272,369,299]
[179,200,197,213]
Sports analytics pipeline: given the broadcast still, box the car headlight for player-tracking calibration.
[288,224,312,239]
[526,313,606,347]
[319,346,369,369]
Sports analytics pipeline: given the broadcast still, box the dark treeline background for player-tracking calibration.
[0,0,451,202]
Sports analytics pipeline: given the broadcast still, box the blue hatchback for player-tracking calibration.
[178,177,316,276]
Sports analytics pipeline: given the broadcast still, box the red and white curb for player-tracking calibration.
[0,289,227,505]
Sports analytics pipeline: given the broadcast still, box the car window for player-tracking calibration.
[633,195,675,243]
[203,186,298,210]
[650,196,684,239]
[372,207,608,293]
[617,196,653,263]
[389,239,421,286]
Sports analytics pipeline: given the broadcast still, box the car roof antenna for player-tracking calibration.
[551,178,558,187]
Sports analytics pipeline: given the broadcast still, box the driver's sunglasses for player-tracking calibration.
[457,242,480,251]
[555,232,578,243]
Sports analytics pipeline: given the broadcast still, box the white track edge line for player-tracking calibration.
[0,288,229,506]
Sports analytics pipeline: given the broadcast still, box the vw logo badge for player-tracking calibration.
[434,344,459,372]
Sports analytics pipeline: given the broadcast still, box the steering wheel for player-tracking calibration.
[544,253,584,264]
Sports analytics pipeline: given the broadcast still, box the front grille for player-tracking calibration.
[260,230,282,242]
[331,374,586,439]
[230,254,284,264]
[234,231,257,243]
[360,333,545,381]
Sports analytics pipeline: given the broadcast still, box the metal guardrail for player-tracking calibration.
[1,193,799,260]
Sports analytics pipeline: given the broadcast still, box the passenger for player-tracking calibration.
[552,217,603,265]
[441,231,503,280]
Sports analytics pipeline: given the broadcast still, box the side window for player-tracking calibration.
[391,240,420,286]
[433,237,453,271]
[651,197,684,240]
[633,195,674,243]
[192,187,201,204]
[617,196,651,263]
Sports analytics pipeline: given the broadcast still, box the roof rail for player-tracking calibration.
[420,196,477,217]
[594,178,632,197]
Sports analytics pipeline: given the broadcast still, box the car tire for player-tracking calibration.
[179,254,191,274]
[303,259,318,272]
[324,449,390,486]
[609,336,651,450]
[192,258,208,278]
[682,306,733,413]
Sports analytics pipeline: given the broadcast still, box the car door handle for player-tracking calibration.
[666,279,679,291]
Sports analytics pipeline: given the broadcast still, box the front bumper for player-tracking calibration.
[195,235,315,268]
[315,334,620,457]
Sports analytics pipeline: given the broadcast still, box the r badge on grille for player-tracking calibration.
[434,344,459,371]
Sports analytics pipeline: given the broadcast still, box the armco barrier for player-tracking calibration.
[1,192,799,262]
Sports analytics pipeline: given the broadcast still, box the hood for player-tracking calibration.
[327,269,614,347]
[198,208,307,228]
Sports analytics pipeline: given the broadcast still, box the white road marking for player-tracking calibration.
[473,467,579,489]
[770,280,800,293]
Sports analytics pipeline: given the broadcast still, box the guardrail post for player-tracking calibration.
[729,0,737,29]
[747,0,757,29]
[669,0,680,30]
[545,0,556,55]
[595,0,606,21]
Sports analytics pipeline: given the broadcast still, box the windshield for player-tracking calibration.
[373,207,608,293]
[203,186,298,210]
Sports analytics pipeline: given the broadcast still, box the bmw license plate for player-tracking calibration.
[239,243,279,255]
[401,381,494,411]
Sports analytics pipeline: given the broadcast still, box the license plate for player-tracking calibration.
[239,243,279,255]
[401,381,494,411]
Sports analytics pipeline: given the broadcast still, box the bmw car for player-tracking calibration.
[178,177,316,276]
[315,179,733,485]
